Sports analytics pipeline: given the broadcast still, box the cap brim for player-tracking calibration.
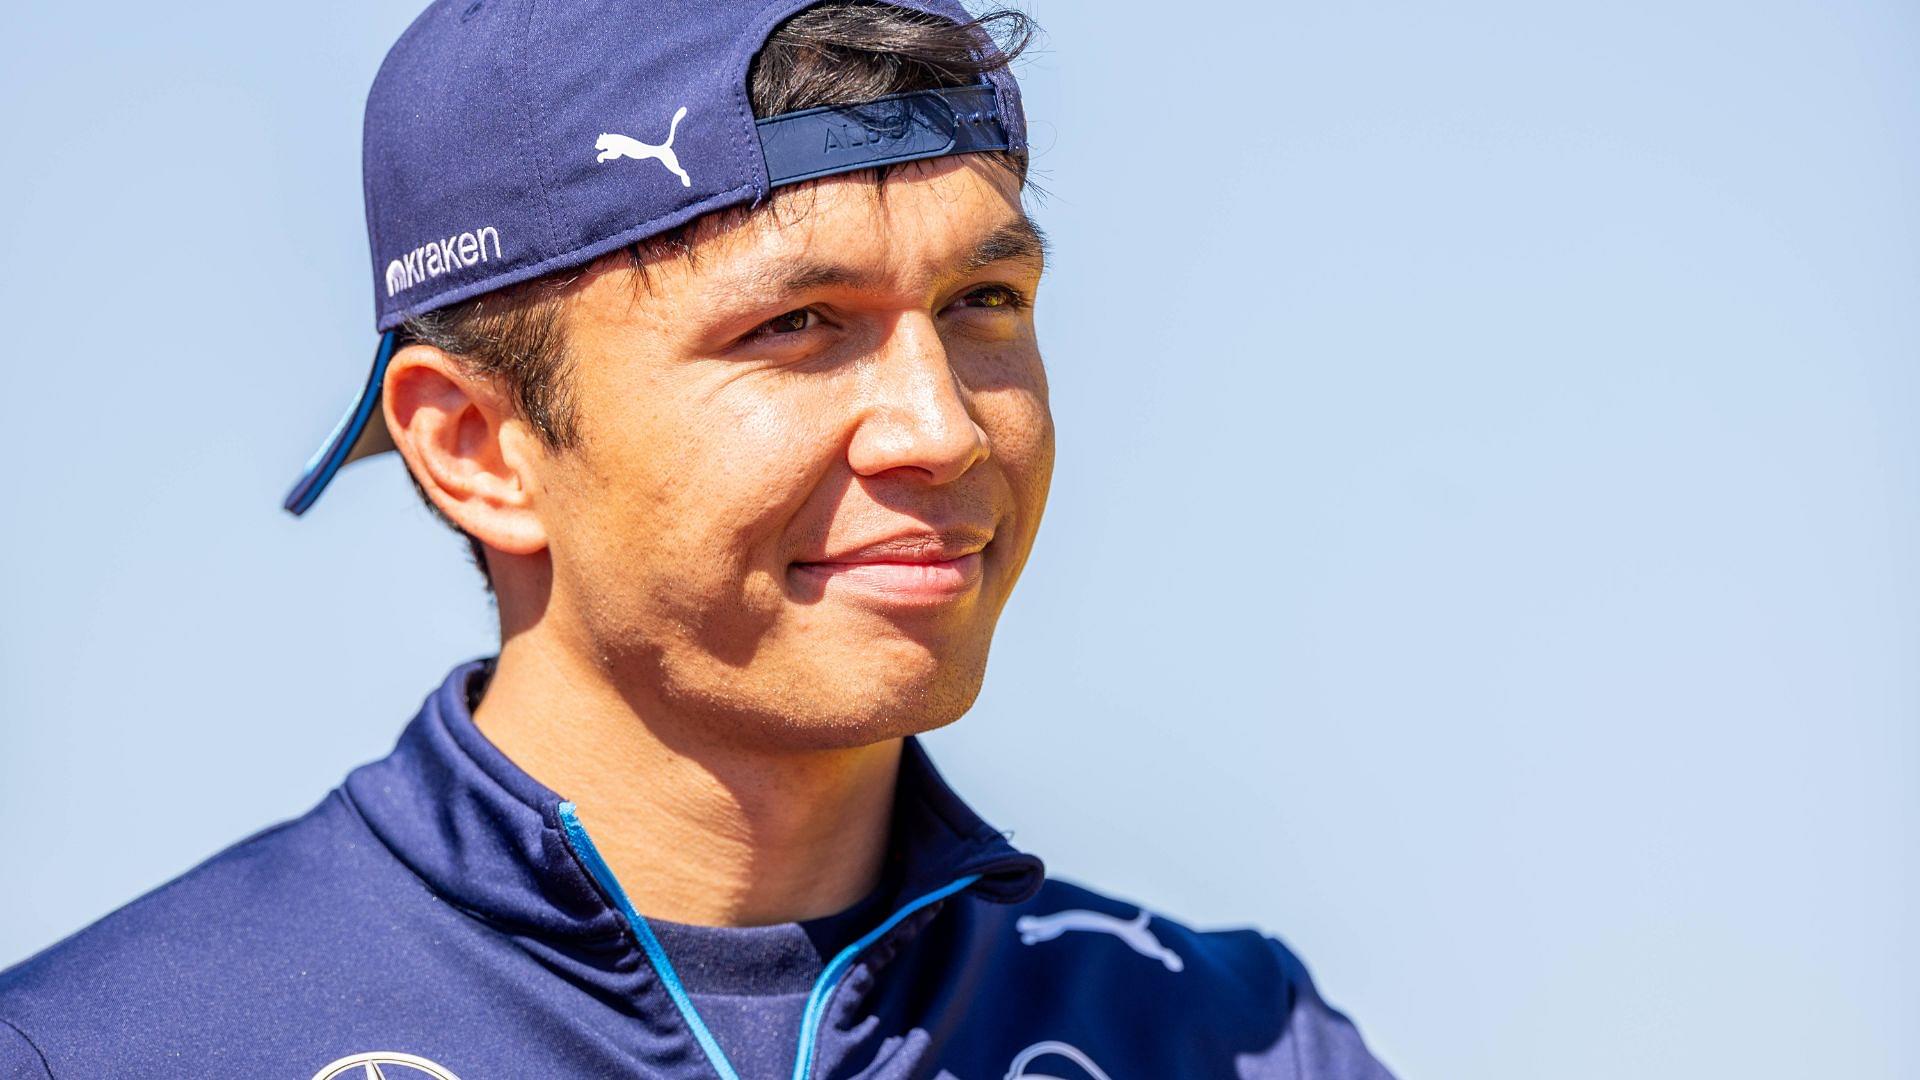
[282,330,399,516]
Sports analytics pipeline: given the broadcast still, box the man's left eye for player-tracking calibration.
[952,285,1029,310]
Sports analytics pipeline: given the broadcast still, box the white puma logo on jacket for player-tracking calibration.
[594,106,691,186]
[1015,907,1184,972]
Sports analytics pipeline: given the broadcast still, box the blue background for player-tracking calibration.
[2,2,1915,1077]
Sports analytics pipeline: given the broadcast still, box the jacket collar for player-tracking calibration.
[341,657,1044,950]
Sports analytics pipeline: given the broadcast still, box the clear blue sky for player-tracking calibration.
[2,2,1915,1077]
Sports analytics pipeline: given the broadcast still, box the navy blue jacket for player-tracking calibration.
[0,661,1396,1079]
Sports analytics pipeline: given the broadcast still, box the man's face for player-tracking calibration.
[528,156,1053,750]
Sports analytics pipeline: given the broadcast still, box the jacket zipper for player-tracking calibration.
[556,801,979,1080]
[788,872,980,1080]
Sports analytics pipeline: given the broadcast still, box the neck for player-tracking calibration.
[471,630,901,927]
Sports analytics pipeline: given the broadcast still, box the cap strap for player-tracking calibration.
[756,83,1013,188]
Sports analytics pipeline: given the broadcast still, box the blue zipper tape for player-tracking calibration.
[557,801,744,1080]
[557,800,980,1080]
[790,873,981,1080]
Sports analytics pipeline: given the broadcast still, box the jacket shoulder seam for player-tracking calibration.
[0,1015,55,1079]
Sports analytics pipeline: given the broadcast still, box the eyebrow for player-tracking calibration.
[958,214,1051,276]
[752,213,1051,297]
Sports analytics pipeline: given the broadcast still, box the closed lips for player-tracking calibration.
[796,528,992,566]
[791,529,990,603]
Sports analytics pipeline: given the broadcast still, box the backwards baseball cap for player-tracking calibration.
[283,0,1026,516]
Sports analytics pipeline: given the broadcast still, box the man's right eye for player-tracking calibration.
[754,308,818,336]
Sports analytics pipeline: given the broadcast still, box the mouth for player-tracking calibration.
[789,548,988,606]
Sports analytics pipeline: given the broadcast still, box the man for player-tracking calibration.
[0,1,1396,1077]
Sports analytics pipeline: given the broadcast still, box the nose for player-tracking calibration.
[845,314,990,485]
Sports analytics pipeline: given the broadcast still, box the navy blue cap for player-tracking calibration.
[285,0,1026,516]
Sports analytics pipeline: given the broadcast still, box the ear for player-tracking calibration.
[382,343,549,558]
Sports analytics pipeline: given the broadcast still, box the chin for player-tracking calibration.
[640,611,1002,752]
[764,651,988,752]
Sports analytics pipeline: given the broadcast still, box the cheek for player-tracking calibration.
[675,392,834,559]
[979,386,1055,523]
[969,351,1055,506]
[559,373,844,589]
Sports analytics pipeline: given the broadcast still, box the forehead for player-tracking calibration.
[580,155,1040,308]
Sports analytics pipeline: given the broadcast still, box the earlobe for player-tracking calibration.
[382,344,549,557]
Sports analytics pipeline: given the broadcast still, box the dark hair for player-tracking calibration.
[395,0,1040,591]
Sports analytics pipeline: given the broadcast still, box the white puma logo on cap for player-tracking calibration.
[1015,907,1184,972]
[595,106,692,186]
